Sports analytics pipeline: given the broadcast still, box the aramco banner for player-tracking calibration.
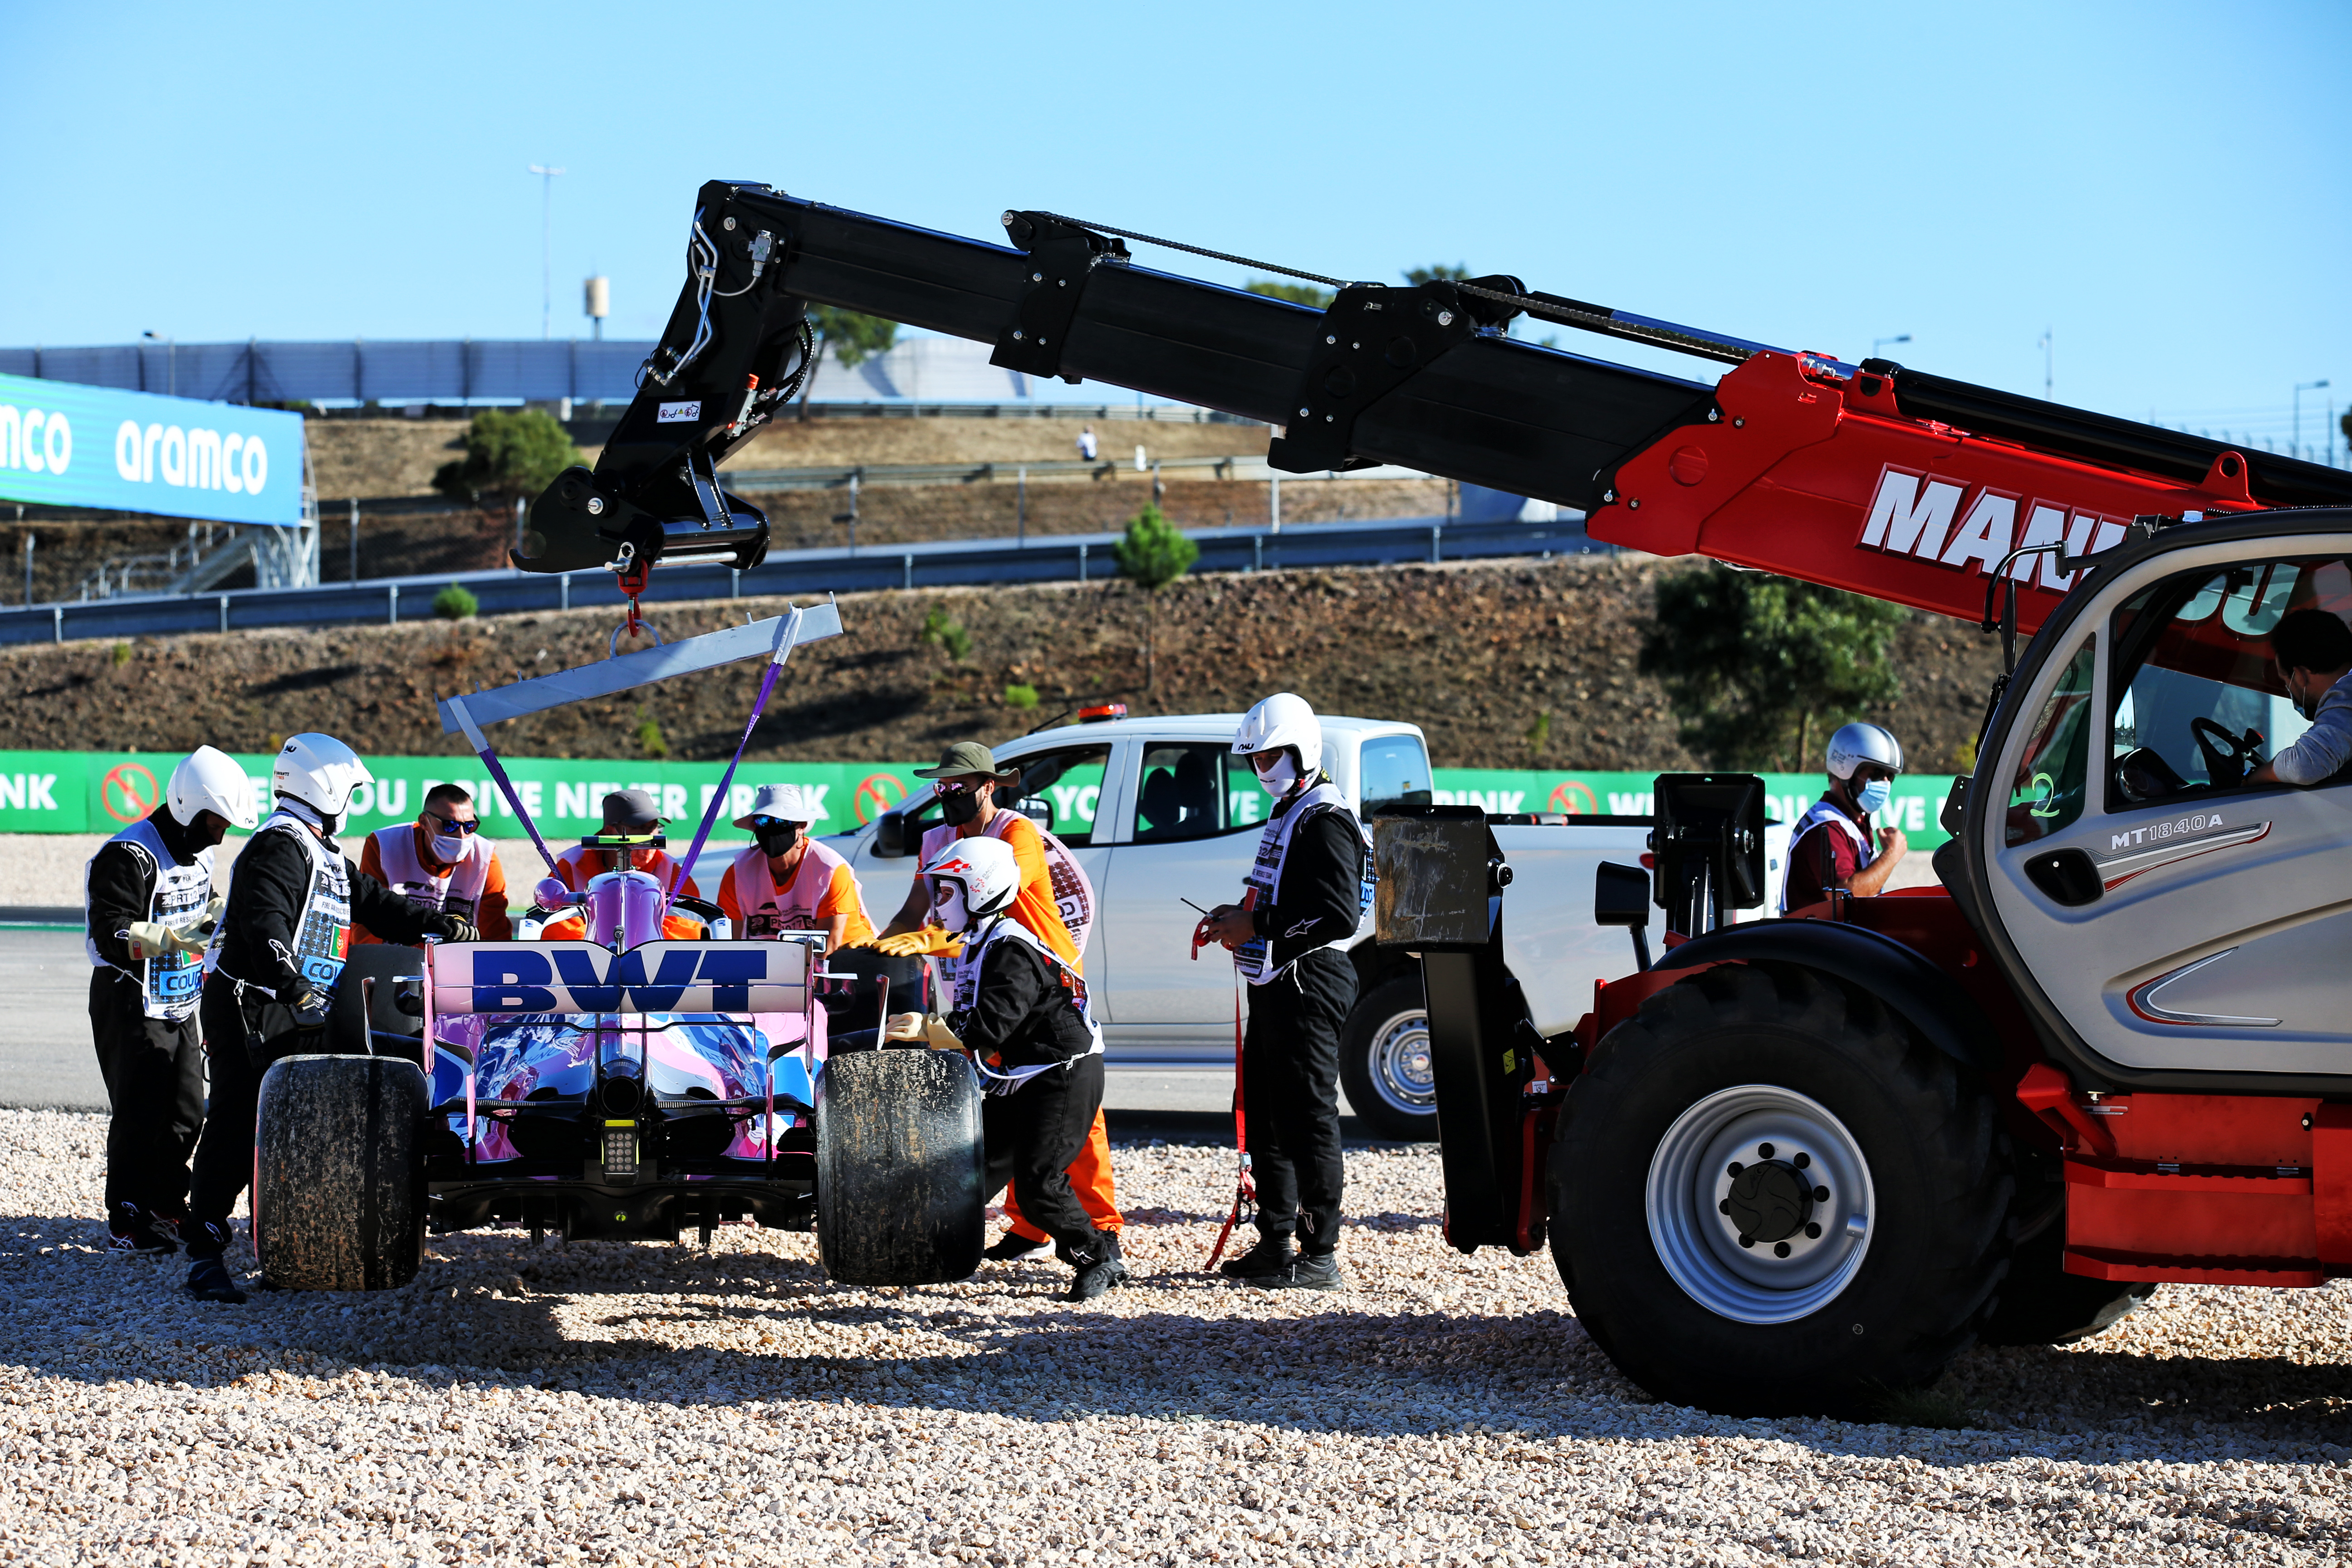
[0,372,305,526]
[0,752,1960,851]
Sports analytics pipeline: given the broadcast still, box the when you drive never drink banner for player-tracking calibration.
[0,752,1960,849]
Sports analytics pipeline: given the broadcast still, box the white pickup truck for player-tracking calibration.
[823,710,1788,1137]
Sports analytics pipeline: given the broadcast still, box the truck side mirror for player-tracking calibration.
[1594,861,1654,972]
[874,812,908,858]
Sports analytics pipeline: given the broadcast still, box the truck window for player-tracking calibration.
[1003,745,1112,846]
[1131,744,1253,843]
[2005,639,2096,846]
[2104,556,2348,810]
[1359,734,1433,815]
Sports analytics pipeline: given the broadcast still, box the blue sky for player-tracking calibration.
[4,1,2346,452]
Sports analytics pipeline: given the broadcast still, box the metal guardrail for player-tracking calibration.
[0,514,1606,646]
[720,454,1428,492]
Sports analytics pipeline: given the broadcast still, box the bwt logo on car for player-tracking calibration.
[109,417,270,495]
[465,946,781,1013]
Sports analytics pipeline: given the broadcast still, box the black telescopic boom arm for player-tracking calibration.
[513,180,1717,576]
[517,179,2352,583]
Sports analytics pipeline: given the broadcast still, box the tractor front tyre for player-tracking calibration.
[1977,1221,2158,1346]
[1551,962,2012,1417]
[814,1048,985,1286]
[253,1054,428,1292]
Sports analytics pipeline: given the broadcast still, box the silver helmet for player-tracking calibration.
[1825,722,1903,780]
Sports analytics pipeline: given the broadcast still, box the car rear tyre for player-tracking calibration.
[253,1054,428,1292]
[1977,1221,2158,1346]
[1339,976,1438,1141]
[1551,962,2011,1416]
[815,1048,985,1286]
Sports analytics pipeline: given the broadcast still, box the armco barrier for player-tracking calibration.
[0,514,1608,647]
[0,752,1958,851]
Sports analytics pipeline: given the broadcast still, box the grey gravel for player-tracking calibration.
[1,1107,2347,1564]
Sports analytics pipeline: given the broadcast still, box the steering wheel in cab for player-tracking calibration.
[2189,716,2264,789]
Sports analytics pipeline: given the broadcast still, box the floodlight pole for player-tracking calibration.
[529,164,567,340]
[2294,380,2329,461]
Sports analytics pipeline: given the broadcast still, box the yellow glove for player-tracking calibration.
[123,921,204,962]
[883,1010,927,1042]
[874,926,963,959]
[922,1013,965,1052]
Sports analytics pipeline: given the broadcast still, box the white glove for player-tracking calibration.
[122,921,204,962]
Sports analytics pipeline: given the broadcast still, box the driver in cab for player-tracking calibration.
[2246,610,2352,789]
[1781,723,1910,913]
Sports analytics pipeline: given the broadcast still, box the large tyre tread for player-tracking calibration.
[815,1049,985,1287]
[1553,962,2012,1416]
[254,1054,427,1293]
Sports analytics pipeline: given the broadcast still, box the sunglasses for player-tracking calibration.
[934,779,993,797]
[423,811,480,834]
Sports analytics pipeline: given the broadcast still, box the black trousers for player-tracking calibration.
[186,973,269,1255]
[1242,947,1357,1253]
[982,1054,1105,1256]
[87,971,205,1225]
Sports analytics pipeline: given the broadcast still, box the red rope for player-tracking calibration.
[1204,975,1255,1270]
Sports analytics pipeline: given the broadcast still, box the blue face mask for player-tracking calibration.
[1855,779,1893,817]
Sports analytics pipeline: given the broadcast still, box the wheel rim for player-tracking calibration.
[1645,1084,1876,1325]
[1366,1009,1436,1117]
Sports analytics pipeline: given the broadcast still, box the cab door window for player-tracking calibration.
[1130,744,1259,843]
[2104,556,2352,810]
[1002,745,1112,845]
[2005,639,2097,846]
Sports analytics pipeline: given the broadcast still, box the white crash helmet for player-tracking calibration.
[167,745,259,832]
[272,733,374,820]
[1230,692,1323,776]
[921,835,1020,929]
[1825,722,1904,780]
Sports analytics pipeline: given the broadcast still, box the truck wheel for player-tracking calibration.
[1339,976,1437,1141]
[815,1048,985,1286]
[1551,963,2011,1417]
[1977,1222,2157,1346]
[253,1054,428,1292]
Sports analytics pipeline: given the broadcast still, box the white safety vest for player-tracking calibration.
[946,912,1104,1094]
[372,824,495,921]
[83,817,215,1021]
[921,811,1096,962]
[254,809,354,996]
[1779,797,1872,914]
[728,837,862,936]
[1234,778,1373,986]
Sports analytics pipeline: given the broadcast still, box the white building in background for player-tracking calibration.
[799,334,1171,406]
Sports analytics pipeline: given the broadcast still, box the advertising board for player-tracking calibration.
[0,753,1960,851]
[0,372,306,526]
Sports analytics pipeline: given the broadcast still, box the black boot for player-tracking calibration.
[1217,1232,1296,1282]
[181,1220,247,1304]
[1065,1230,1129,1301]
[107,1203,180,1255]
[1249,1250,1344,1293]
[984,1231,1051,1263]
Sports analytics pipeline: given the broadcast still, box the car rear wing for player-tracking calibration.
[428,941,813,1017]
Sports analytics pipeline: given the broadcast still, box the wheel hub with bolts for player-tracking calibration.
[1367,1009,1435,1115]
[1647,1085,1876,1325]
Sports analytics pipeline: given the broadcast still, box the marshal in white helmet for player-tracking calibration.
[1231,691,1323,796]
[1781,721,1910,913]
[271,732,375,833]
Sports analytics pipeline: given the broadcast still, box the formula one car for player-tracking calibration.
[250,603,981,1294]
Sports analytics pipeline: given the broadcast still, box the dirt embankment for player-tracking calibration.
[0,557,2000,772]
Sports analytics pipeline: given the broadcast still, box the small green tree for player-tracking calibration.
[1115,503,1198,691]
[1638,565,1909,772]
[919,604,972,661]
[1403,263,1471,285]
[431,408,581,502]
[798,305,900,420]
[431,581,479,620]
[1245,279,1334,309]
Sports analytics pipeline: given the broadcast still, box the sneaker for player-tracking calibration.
[107,1203,180,1255]
[184,1257,247,1304]
[1248,1251,1344,1292]
[983,1231,1050,1263]
[1065,1231,1129,1302]
[1217,1234,1296,1283]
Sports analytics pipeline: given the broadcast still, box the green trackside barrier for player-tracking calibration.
[0,752,1959,851]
